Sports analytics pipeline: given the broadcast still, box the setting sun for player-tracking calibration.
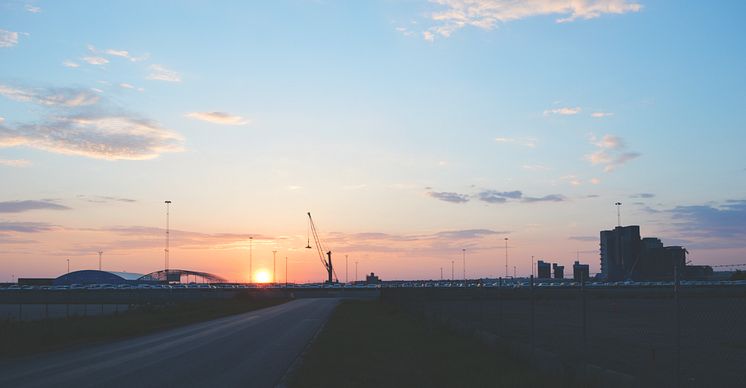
[254,270,271,284]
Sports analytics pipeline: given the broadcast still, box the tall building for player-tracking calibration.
[552,263,564,279]
[600,225,641,281]
[573,261,590,282]
[599,225,691,281]
[537,260,551,279]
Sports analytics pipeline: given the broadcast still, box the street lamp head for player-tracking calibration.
[165,200,171,204]
[615,202,622,206]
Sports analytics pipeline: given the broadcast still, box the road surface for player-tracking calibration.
[0,298,339,388]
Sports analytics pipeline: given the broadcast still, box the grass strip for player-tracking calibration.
[290,300,551,388]
[0,296,288,359]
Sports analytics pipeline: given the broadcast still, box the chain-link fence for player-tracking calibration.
[382,279,746,388]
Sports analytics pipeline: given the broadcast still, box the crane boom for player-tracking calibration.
[307,212,337,283]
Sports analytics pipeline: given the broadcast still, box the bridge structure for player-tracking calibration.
[139,269,227,284]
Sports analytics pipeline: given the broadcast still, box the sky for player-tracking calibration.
[1,0,745,283]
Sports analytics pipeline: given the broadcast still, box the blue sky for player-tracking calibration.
[1,1,745,282]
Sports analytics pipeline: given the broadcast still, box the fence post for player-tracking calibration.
[674,265,681,387]
[498,277,503,336]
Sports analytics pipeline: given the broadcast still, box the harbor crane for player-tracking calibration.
[306,212,337,284]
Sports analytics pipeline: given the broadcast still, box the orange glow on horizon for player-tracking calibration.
[254,270,271,283]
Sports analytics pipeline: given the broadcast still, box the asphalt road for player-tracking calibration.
[0,298,339,388]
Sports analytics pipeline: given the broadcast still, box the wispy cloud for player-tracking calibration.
[119,83,144,92]
[25,4,42,13]
[476,189,565,204]
[586,134,640,172]
[0,159,32,167]
[544,106,581,116]
[82,56,109,65]
[0,29,20,48]
[477,190,522,203]
[0,84,100,107]
[0,83,183,160]
[494,136,537,147]
[103,49,148,62]
[522,194,565,203]
[325,228,508,255]
[147,64,182,82]
[630,193,655,199]
[666,200,746,249]
[0,221,55,233]
[591,112,614,118]
[76,195,136,204]
[0,114,184,160]
[62,60,80,68]
[423,0,642,40]
[428,191,470,203]
[186,112,250,126]
[0,200,70,213]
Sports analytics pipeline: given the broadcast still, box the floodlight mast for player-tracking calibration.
[307,212,337,283]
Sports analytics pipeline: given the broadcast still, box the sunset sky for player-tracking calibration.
[1,1,745,283]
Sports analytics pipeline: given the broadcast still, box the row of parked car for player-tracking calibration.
[0,282,382,291]
[3,280,744,291]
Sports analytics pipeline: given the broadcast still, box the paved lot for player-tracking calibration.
[0,298,339,388]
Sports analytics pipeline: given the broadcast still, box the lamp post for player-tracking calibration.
[67,258,70,274]
[451,260,454,281]
[531,255,534,278]
[355,261,358,283]
[462,249,466,281]
[164,200,171,272]
[248,236,253,283]
[273,250,277,284]
[504,237,509,278]
[285,256,288,287]
[615,202,622,227]
[98,251,103,271]
[346,255,349,284]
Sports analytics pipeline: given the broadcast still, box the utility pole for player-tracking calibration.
[462,249,466,281]
[346,254,348,283]
[531,255,534,278]
[504,237,509,278]
[249,236,253,283]
[355,261,358,283]
[164,200,171,272]
[451,260,455,281]
[98,251,103,271]
[285,256,288,287]
[67,258,70,274]
[514,266,516,278]
[440,267,443,280]
[272,250,277,284]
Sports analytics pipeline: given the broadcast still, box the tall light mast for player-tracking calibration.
[164,200,171,272]
[98,250,103,271]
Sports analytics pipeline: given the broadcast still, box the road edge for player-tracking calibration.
[274,300,338,388]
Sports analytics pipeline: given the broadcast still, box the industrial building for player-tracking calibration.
[599,225,708,281]
[537,260,551,279]
[573,261,590,282]
[552,263,564,279]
